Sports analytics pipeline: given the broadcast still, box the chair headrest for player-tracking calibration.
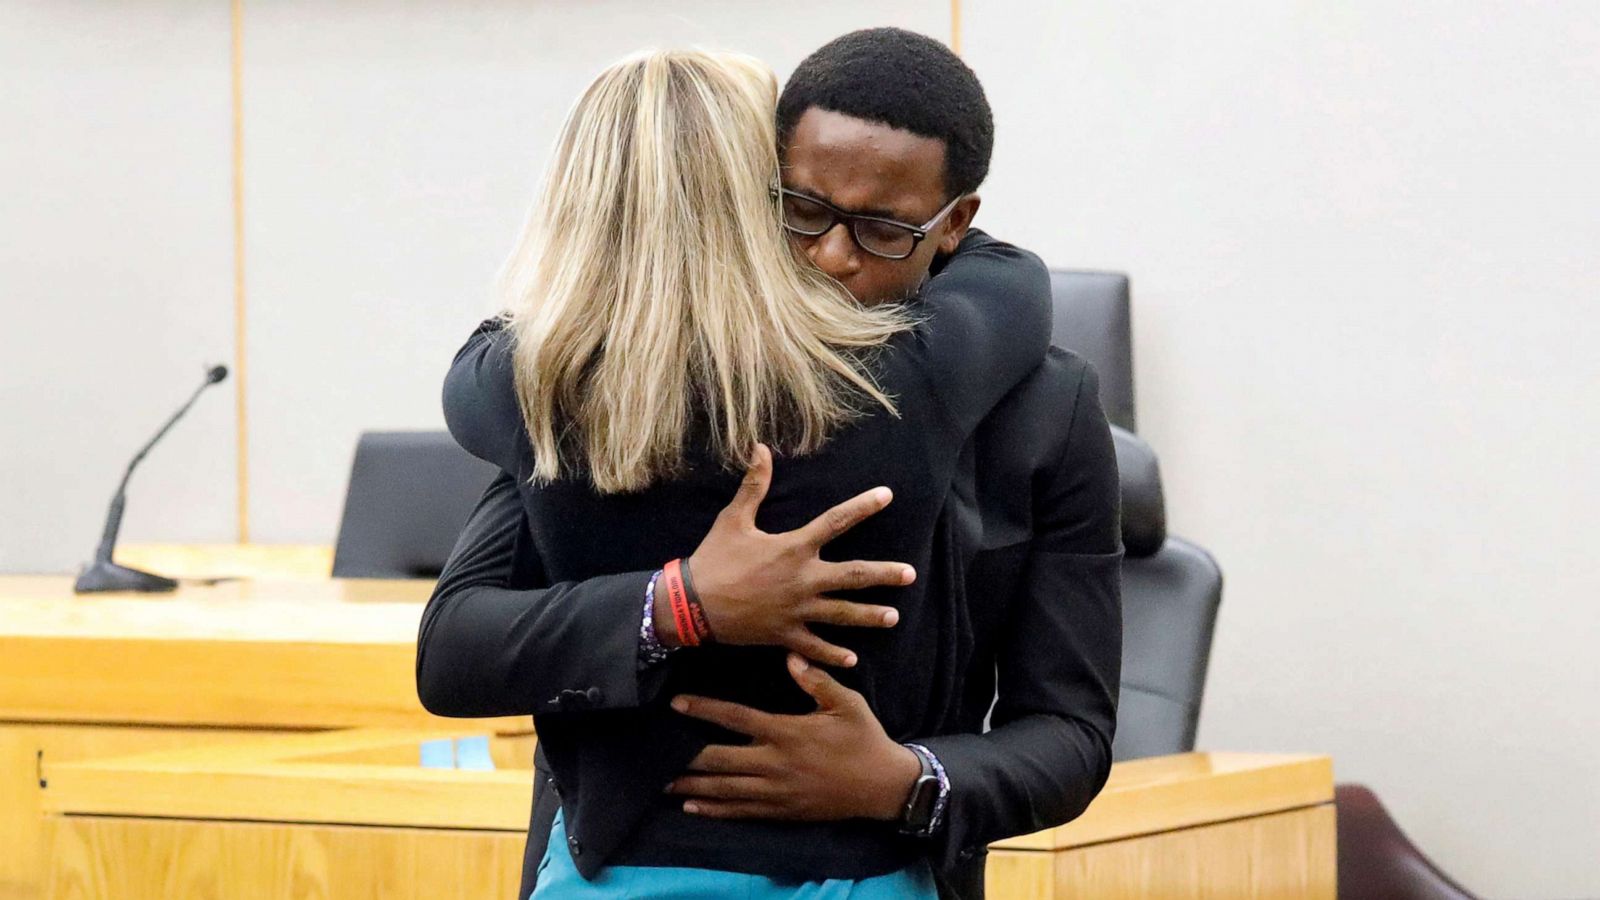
[332,430,500,578]
[1112,425,1166,557]
[1050,269,1136,432]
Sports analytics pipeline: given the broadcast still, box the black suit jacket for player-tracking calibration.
[417,237,1121,897]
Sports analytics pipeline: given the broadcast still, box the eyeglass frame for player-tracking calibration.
[770,186,966,261]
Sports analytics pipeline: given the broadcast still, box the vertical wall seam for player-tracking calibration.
[951,0,962,55]
[230,0,250,542]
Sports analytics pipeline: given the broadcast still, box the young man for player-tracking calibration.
[417,28,1121,900]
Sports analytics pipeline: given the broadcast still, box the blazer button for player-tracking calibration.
[567,834,583,856]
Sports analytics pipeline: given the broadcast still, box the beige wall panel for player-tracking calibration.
[239,1,948,544]
[963,3,1600,895]
[0,3,237,574]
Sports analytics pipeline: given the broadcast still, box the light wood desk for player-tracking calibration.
[0,576,530,900]
[987,752,1337,897]
[42,730,1335,899]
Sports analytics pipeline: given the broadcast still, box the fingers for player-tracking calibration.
[680,799,781,819]
[664,774,773,801]
[785,628,859,668]
[684,743,772,776]
[802,597,900,629]
[812,558,916,595]
[786,652,859,711]
[670,694,781,739]
[795,485,893,549]
[722,443,773,526]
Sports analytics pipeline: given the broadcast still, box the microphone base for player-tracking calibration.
[73,560,178,594]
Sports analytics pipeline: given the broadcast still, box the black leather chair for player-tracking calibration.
[1048,269,1223,759]
[331,431,499,578]
[1050,269,1136,433]
[1107,426,1223,760]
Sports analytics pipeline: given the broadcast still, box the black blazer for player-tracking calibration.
[416,234,1121,894]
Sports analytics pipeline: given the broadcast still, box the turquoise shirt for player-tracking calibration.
[530,808,939,900]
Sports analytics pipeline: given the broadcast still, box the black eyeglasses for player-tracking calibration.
[772,187,964,260]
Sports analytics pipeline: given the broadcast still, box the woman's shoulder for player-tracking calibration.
[442,317,525,473]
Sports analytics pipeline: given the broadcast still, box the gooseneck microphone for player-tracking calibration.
[73,364,230,594]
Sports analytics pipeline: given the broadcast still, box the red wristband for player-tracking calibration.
[664,558,713,647]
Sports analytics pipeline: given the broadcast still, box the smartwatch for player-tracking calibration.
[897,746,940,836]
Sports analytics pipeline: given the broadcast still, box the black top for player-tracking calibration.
[422,343,1123,899]
[427,230,1063,881]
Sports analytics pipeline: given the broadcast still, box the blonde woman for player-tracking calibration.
[418,49,1051,898]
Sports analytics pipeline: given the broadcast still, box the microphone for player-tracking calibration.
[74,364,231,594]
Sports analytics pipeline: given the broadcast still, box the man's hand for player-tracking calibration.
[667,444,916,668]
[664,652,922,822]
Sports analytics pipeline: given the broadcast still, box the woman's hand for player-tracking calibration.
[662,444,915,667]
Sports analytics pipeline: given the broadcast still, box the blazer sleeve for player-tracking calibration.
[905,232,1054,434]
[415,448,678,719]
[913,364,1124,868]
[441,317,524,474]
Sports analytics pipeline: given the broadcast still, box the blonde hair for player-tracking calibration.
[497,49,913,493]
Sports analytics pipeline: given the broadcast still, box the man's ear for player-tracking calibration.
[937,194,982,255]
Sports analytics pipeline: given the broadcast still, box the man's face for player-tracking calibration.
[780,108,980,306]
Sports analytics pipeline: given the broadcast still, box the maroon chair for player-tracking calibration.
[1336,784,1480,899]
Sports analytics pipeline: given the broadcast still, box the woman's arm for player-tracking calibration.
[426,320,677,717]
[415,469,672,718]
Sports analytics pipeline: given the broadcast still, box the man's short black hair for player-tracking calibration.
[777,27,994,199]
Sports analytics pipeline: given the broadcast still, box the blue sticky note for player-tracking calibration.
[456,735,495,771]
[420,738,455,769]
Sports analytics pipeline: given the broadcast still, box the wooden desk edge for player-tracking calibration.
[45,735,1331,848]
[43,728,537,831]
[990,753,1335,851]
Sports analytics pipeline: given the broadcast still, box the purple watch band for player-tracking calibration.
[903,742,951,835]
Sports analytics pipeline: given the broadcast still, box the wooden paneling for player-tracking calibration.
[46,817,525,900]
[1,725,288,900]
[42,729,535,832]
[0,577,530,899]
[988,804,1338,899]
[990,751,1335,850]
[45,808,1335,900]
[0,576,524,732]
[42,732,1334,900]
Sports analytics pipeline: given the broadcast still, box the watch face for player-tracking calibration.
[906,774,939,828]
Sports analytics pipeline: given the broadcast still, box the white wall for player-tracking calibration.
[1,0,944,567]
[966,3,1600,897]
[0,3,236,573]
[238,0,946,542]
[3,2,1596,896]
